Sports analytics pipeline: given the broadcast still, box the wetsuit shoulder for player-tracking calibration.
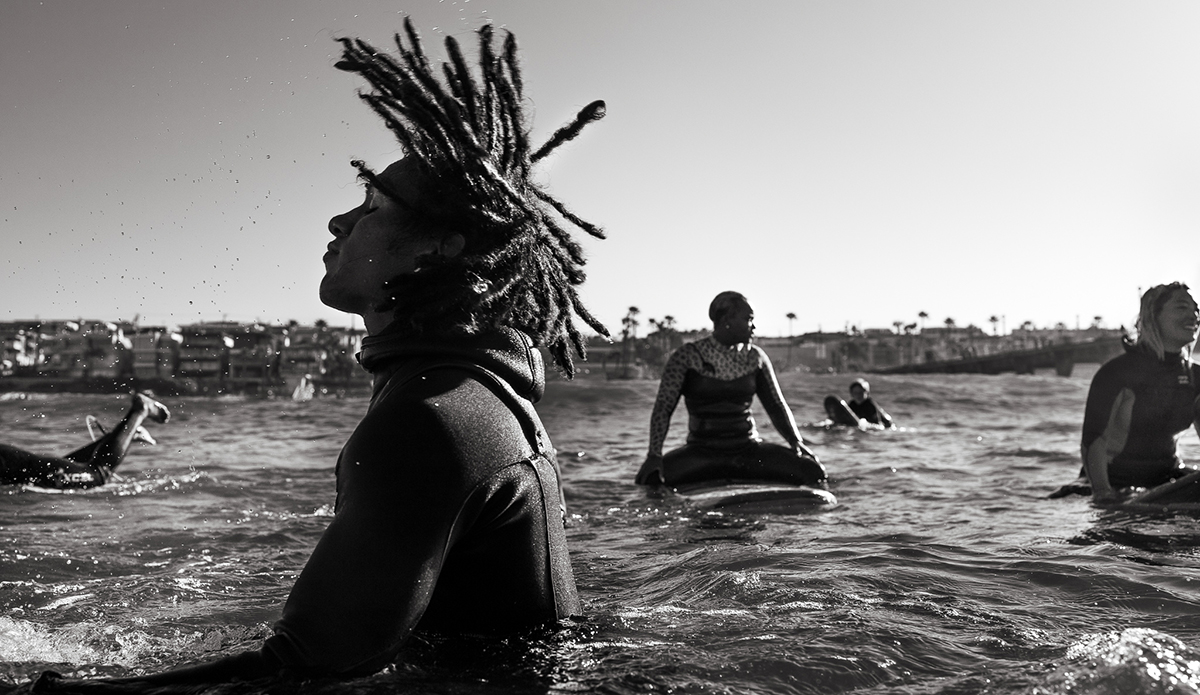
[265,364,570,677]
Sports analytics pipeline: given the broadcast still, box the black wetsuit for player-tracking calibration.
[849,398,892,428]
[1081,345,1199,488]
[106,327,579,683]
[0,444,117,489]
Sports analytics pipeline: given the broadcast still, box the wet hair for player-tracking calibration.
[334,18,608,376]
[708,291,749,325]
[849,378,869,394]
[1135,282,1196,360]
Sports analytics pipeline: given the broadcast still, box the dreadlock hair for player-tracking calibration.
[1135,282,1196,361]
[334,18,609,377]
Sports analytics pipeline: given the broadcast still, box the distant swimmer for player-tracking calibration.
[1051,282,1199,501]
[848,378,894,428]
[0,392,169,489]
[636,291,828,488]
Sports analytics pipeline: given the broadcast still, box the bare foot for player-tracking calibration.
[132,425,157,446]
[134,392,171,424]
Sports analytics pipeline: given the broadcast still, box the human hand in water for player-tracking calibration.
[635,454,664,485]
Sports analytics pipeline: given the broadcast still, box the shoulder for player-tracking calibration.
[357,366,530,466]
[1092,351,1145,385]
[749,344,770,365]
[669,341,703,367]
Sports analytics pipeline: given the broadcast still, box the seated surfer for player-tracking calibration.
[27,19,606,689]
[635,291,828,488]
[1051,282,1199,501]
[0,392,169,489]
[848,378,894,428]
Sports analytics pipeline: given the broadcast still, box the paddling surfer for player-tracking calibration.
[0,392,169,489]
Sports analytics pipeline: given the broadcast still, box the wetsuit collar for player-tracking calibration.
[356,325,545,403]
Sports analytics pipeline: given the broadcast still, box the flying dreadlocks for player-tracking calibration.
[334,18,608,377]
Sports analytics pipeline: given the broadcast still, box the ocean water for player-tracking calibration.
[2,365,1200,695]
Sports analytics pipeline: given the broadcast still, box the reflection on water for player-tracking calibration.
[2,367,1200,693]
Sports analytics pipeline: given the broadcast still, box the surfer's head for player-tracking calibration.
[710,291,754,346]
[1136,282,1198,360]
[326,18,608,376]
[849,378,870,402]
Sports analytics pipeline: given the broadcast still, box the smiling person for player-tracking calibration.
[1079,282,1200,503]
[0,392,169,489]
[30,18,606,690]
[635,291,827,488]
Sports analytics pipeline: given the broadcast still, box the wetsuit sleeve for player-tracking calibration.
[647,346,692,458]
[261,400,465,677]
[1081,361,1134,497]
[752,347,803,449]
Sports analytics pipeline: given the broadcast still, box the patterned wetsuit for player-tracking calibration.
[643,337,824,486]
[1081,346,1200,488]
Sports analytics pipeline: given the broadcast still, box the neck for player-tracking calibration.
[363,309,399,336]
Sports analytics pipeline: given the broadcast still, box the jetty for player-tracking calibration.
[870,336,1126,376]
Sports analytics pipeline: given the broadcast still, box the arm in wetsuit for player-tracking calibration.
[1081,361,1136,502]
[752,347,818,460]
[638,346,693,484]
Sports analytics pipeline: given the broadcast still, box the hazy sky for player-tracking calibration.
[3,0,1199,337]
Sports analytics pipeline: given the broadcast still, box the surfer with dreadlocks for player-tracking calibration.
[0,392,169,489]
[31,18,607,688]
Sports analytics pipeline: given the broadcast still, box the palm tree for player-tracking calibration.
[621,306,641,341]
[918,311,928,332]
[620,307,640,373]
[785,312,798,368]
[893,321,903,334]
[988,315,999,336]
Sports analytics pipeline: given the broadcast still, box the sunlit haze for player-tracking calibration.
[3,1,1199,337]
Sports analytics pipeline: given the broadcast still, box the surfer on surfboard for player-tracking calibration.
[820,379,895,430]
[636,291,828,488]
[1051,282,1199,502]
[0,392,170,489]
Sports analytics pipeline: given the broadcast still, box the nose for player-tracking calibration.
[328,209,357,238]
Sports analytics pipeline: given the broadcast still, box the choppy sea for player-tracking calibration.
[3,364,1200,694]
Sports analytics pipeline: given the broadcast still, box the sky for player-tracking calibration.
[3,0,1199,338]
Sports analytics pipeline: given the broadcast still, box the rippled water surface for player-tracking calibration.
[3,366,1200,694]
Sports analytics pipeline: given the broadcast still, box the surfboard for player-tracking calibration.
[1120,470,1200,513]
[673,481,837,514]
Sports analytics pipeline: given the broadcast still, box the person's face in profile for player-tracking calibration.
[1158,289,1199,351]
[320,158,431,316]
[723,301,755,344]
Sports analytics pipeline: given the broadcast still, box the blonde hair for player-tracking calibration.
[1135,282,1196,360]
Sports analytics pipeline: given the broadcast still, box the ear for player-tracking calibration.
[437,233,466,259]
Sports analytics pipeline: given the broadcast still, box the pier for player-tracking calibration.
[871,336,1126,376]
